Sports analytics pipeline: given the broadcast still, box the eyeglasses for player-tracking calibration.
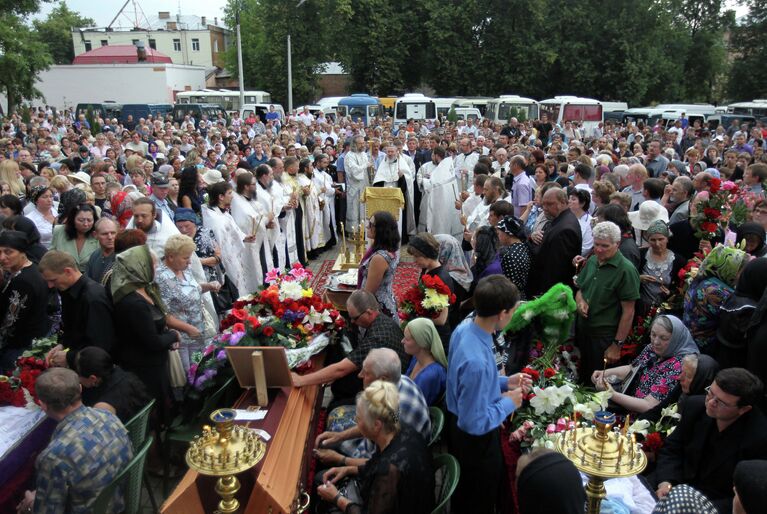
[705,386,738,409]
[349,310,367,323]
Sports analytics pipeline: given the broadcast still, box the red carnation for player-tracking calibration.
[263,326,275,337]
[703,207,722,220]
[709,178,721,193]
[701,221,718,234]
[644,432,664,453]
[231,308,247,320]
[521,367,540,381]
[544,368,556,379]
[232,322,245,333]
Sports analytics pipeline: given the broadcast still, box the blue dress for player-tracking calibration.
[406,359,446,406]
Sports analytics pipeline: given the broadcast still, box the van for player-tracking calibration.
[172,103,227,128]
[75,103,122,122]
[240,103,285,123]
[119,104,173,125]
[453,107,482,122]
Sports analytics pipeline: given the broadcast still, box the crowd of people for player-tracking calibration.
[1,104,767,513]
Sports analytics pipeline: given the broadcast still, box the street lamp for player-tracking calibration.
[287,0,306,114]
[235,1,245,110]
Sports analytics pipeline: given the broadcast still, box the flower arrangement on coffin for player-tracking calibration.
[398,274,456,326]
[188,263,345,394]
[0,335,56,408]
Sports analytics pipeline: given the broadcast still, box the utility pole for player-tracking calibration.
[236,5,245,109]
[287,34,293,113]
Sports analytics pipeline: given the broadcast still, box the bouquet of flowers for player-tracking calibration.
[693,178,742,240]
[188,264,345,394]
[621,306,659,359]
[0,376,27,407]
[629,403,682,456]
[398,274,456,325]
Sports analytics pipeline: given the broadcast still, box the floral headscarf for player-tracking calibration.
[434,234,473,292]
[697,244,748,287]
[111,191,133,229]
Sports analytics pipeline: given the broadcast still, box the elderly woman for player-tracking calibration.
[592,314,699,414]
[735,222,766,257]
[402,318,447,406]
[156,234,220,371]
[683,245,748,355]
[637,220,686,315]
[50,203,100,272]
[358,211,400,318]
[25,186,57,248]
[496,215,531,298]
[317,380,435,514]
[568,188,593,256]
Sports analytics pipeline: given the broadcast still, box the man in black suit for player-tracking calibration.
[526,187,582,298]
[655,368,767,514]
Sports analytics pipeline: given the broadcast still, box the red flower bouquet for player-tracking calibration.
[399,274,456,325]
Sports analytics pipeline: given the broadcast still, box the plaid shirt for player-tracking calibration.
[351,376,431,458]
[34,405,132,514]
[348,314,409,372]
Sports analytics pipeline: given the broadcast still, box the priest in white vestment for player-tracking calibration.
[452,138,479,191]
[313,156,337,246]
[254,164,285,271]
[201,182,256,295]
[345,137,370,230]
[298,159,323,255]
[420,147,463,238]
[230,172,268,291]
[374,144,415,239]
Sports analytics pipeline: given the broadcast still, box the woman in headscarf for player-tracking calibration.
[735,222,766,257]
[733,460,767,514]
[640,353,719,422]
[108,190,133,229]
[683,244,748,354]
[593,314,699,414]
[496,215,531,299]
[745,261,767,395]
[717,258,767,368]
[637,220,686,316]
[2,215,48,264]
[434,233,473,295]
[401,318,447,406]
[111,245,180,422]
[517,449,586,514]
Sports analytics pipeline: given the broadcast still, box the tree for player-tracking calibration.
[33,2,95,65]
[0,14,52,113]
[728,1,767,100]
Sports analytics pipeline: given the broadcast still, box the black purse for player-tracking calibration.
[211,274,239,314]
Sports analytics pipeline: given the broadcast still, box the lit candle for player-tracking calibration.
[602,358,608,385]
[631,433,636,458]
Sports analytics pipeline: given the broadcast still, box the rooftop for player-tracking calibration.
[76,12,229,32]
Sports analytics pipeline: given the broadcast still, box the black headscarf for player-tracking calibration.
[1,215,47,263]
[736,222,766,257]
[734,460,767,514]
[736,258,767,300]
[517,452,585,514]
[687,354,720,396]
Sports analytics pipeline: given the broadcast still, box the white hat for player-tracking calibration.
[201,168,225,185]
[155,152,166,160]
[628,200,669,231]
[68,171,91,186]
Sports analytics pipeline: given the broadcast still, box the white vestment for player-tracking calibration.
[374,157,415,235]
[452,152,479,190]
[313,169,336,243]
[256,182,284,271]
[345,150,370,229]
[230,193,267,290]
[202,206,250,295]
[421,156,463,238]
[298,173,323,251]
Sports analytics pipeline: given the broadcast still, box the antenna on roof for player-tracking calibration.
[107,0,151,30]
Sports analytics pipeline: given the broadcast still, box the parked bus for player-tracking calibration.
[433,98,458,119]
[172,103,228,128]
[539,96,603,135]
[75,102,122,121]
[394,93,437,125]
[338,94,382,126]
[726,99,767,119]
[378,96,397,117]
[316,96,345,118]
[451,97,494,116]
[485,95,539,124]
[119,103,173,124]
[175,90,271,114]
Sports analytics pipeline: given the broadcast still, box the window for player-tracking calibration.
[192,38,200,51]
[173,39,181,51]
[148,39,157,50]
[213,39,219,52]
[100,40,108,47]
[84,40,92,52]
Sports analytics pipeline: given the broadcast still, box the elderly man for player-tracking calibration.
[313,348,430,466]
[419,145,463,238]
[507,155,533,218]
[622,164,650,211]
[646,140,670,177]
[149,173,176,223]
[526,187,582,298]
[16,368,132,514]
[374,143,415,239]
[39,251,116,369]
[453,138,479,190]
[491,148,510,177]
[291,290,408,394]
[655,368,767,513]
[574,221,640,382]
[665,176,695,225]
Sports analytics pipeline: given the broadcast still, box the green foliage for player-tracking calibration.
[21,106,31,124]
[0,13,52,113]
[728,1,767,101]
[85,107,101,134]
[446,106,457,123]
[33,1,95,65]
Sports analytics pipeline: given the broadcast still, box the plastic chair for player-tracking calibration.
[123,399,158,513]
[428,406,445,447]
[163,375,235,494]
[92,435,153,514]
[431,453,460,514]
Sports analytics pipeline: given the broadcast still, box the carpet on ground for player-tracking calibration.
[310,260,421,301]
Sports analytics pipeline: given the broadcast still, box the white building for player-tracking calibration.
[25,63,207,110]
[72,12,231,84]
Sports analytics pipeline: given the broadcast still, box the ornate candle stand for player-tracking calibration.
[556,411,647,514]
[186,408,267,514]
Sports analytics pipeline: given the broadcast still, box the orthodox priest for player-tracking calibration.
[373,143,414,242]
[254,163,285,271]
[345,136,370,232]
[298,158,324,259]
[314,154,337,248]
[283,157,307,265]
[201,181,256,295]
[269,157,298,268]
[420,146,463,238]
[230,171,269,290]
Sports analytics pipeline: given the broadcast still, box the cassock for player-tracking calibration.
[420,156,463,238]
[374,157,414,240]
[298,173,323,252]
[345,150,370,229]
[257,181,285,270]
[416,161,433,232]
[201,205,250,295]
[453,151,479,191]
[230,192,267,290]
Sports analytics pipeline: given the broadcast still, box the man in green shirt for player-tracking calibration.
[575,221,640,383]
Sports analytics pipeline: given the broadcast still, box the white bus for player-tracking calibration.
[539,96,603,135]
[485,95,540,124]
[175,90,272,114]
[450,97,494,116]
[433,98,457,119]
[726,99,767,118]
[316,96,346,117]
[394,93,437,125]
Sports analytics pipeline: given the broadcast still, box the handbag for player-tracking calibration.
[168,349,187,388]
[211,274,240,314]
